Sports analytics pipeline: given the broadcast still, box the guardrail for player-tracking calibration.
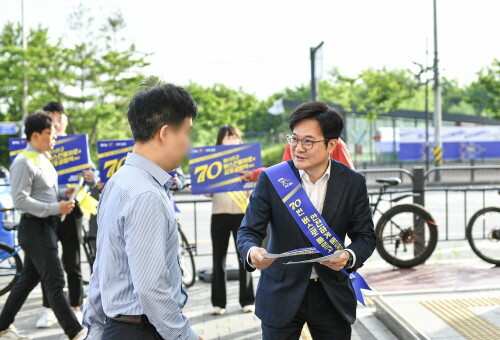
[2,164,499,255]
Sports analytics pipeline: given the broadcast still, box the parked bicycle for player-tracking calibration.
[0,208,22,296]
[371,177,438,268]
[176,218,196,288]
[466,191,500,266]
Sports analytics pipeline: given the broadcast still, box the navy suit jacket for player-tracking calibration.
[237,159,376,327]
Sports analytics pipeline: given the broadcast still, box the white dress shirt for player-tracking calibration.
[247,160,356,278]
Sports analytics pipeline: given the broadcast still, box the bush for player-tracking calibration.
[262,144,285,167]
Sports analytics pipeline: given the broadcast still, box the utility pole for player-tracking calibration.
[433,0,443,181]
[310,41,324,102]
[425,40,430,171]
[21,0,29,125]
[412,43,431,170]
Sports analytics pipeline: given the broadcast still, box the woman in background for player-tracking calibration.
[207,125,255,315]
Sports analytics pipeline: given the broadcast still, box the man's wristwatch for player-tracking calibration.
[344,251,353,269]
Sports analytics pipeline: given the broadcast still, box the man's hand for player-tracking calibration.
[250,247,276,270]
[60,200,75,215]
[83,169,95,183]
[97,181,105,192]
[170,175,179,190]
[319,250,350,271]
[238,170,254,182]
[199,337,204,340]
[66,187,76,198]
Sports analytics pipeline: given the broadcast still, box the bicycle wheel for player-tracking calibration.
[0,243,23,296]
[178,226,196,288]
[466,207,500,265]
[376,203,438,268]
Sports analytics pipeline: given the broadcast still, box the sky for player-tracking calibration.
[1,0,499,99]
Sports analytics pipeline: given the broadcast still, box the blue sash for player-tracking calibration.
[265,161,371,305]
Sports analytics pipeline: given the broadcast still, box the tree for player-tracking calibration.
[320,67,418,120]
[0,22,76,166]
[0,6,150,166]
[65,6,149,150]
[465,59,500,119]
[185,82,261,145]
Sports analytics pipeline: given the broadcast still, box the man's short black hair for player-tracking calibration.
[127,83,198,142]
[289,102,344,144]
[25,111,54,141]
[43,102,65,114]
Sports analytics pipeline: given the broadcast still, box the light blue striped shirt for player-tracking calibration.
[83,153,198,340]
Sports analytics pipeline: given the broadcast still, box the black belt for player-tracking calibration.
[21,213,59,221]
[111,315,151,324]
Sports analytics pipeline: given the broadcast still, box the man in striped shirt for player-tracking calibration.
[83,84,202,340]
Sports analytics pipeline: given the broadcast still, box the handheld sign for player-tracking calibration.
[9,135,90,184]
[61,176,84,222]
[188,143,262,195]
[97,139,134,183]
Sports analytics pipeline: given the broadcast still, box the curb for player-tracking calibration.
[372,295,430,340]
[365,285,500,297]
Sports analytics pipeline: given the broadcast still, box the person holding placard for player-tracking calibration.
[0,112,86,340]
[205,125,255,316]
[33,102,95,328]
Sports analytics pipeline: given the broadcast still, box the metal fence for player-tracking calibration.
[1,165,499,256]
[175,165,500,256]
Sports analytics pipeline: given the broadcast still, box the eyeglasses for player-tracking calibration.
[286,134,332,150]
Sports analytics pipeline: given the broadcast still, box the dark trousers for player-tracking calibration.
[42,208,83,308]
[211,213,255,308]
[103,317,163,340]
[261,281,351,340]
[0,215,82,338]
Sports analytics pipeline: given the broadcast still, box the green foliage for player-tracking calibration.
[319,67,418,120]
[185,82,262,146]
[0,7,497,169]
[0,6,149,166]
[262,144,285,167]
[465,59,500,119]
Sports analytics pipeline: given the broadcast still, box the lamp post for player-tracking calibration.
[433,0,443,181]
[21,0,29,125]
[310,41,324,102]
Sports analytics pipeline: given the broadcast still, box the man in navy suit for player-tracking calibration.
[237,102,376,339]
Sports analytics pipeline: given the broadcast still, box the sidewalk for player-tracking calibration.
[2,258,498,339]
[0,277,390,340]
[181,277,389,340]
[360,259,500,339]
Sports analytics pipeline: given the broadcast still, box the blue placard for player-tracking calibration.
[399,127,500,161]
[0,123,19,135]
[97,139,134,183]
[8,135,90,184]
[8,138,28,163]
[189,143,262,194]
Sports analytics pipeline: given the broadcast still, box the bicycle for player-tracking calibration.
[172,198,197,289]
[80,190,197,288]
[0,208,23,296]
[371,177,438,268]
[466,191,500,266]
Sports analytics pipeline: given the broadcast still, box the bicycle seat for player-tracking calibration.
[376,177,401,186]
